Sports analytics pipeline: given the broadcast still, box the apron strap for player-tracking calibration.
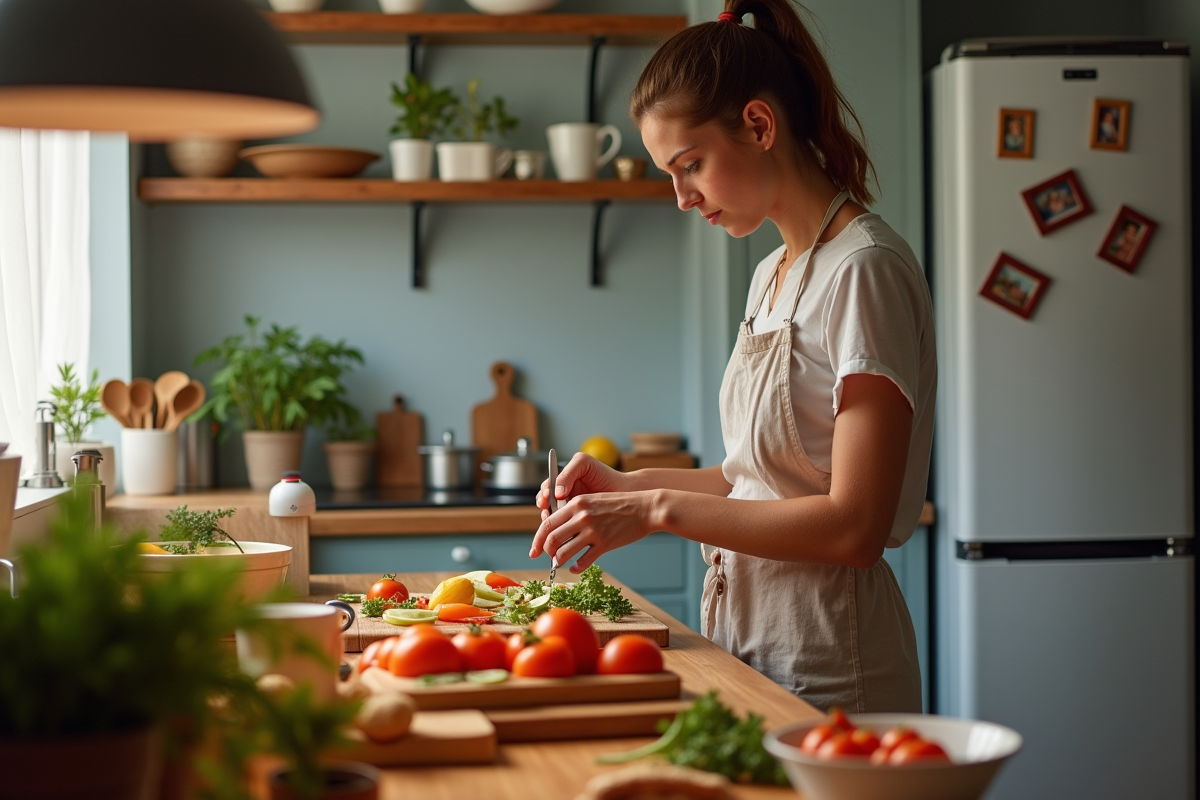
[784,190,849,325]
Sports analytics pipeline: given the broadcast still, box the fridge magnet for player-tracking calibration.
[1089,98,1131,151]
[997,108,1035,159]
[1097,205,1157,273]
[979,253,1051,320]
[1020,169,1093,235]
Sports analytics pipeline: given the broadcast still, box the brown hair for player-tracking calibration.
[631,0,876,205]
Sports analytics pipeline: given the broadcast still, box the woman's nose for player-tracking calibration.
[675,181,700,212]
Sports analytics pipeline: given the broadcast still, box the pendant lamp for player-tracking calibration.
[0,0,319,141]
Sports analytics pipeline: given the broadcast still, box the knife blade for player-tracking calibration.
[546,448,559,583]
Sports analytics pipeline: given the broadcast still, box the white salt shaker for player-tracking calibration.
[269,471,316,517]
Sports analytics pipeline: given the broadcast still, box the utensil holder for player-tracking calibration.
[177,420,216,491]
[121,429,178,495]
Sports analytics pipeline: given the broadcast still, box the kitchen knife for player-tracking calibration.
[546,448,559,583]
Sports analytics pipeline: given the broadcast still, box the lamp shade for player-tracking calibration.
[0,0,319,141]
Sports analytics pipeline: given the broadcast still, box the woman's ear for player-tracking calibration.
[743,99,776,152]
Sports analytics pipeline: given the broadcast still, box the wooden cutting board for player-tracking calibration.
[335,710,496,766]
[375,395,423,488]
[471,361,538,476]
[486,698,689,743]
[361,666,681,711]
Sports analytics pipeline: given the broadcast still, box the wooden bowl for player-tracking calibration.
[239,145,381,179]
[629,431,683,455]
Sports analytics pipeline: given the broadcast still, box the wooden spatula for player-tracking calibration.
[471,362,538,476]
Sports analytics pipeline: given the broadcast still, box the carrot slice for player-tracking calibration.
[485,572,521,589]
[437,603,496,622]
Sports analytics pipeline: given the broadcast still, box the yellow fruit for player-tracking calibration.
[138,542,170,554]
[428,576,475,609]
[580,436,621,469]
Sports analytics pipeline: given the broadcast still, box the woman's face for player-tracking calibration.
[640,106,778,238]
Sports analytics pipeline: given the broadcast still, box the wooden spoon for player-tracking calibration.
[154,371,190,429]
[129,378,155,428]
[101,380,133,428]
[165,381,206,432]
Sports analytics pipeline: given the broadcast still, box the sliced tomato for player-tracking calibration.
[485,572,521,589]
[437,603,496,623]
[415,595,430,610]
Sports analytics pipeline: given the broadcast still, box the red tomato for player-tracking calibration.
[532,608,601,675]
[817,732,870,760]
[367,574,409,605]
[887,739,950,765]
[512,634,576,678]
[359,640,382,673]
[505,632,529,670]
[388,631,463,677]
[827,707,854,732]
[848,728,880,756]
[415,595,430,610]
[485,572,521,589]
[871,727,921,764]
[799,724,837,755]
[596,635,663,675]
[373,636,401,671]
[400,623,444,639]
[437,604,496,623]
[452,627,507,671]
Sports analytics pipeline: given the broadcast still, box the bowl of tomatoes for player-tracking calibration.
[763,710,1022,800]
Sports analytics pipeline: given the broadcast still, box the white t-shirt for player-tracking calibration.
[745,214,935,547]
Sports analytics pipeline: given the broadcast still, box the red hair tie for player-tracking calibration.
[717,11,741,23]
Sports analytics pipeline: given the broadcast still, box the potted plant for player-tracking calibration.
[436,78,519,182]
[49,362,116,494]
[322,416,376,493]
[195,316,364,490]
[388,73,458,182]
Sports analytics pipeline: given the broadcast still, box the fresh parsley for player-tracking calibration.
[551,565,635,622]
[492,586,544,625]
[361,596,416,618]
[158,506,243,555]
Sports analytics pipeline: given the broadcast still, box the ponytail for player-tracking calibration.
[631,0,876,205]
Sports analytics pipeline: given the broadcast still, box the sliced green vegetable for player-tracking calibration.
[382,608,438,627]
[336,593,366,603]
[472,582,505,602]
[417,673,465,686]
[465,669,509,685]
[472,597,503,609]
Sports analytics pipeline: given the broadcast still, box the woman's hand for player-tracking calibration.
[529,490,662,573]
[535,452,630,515]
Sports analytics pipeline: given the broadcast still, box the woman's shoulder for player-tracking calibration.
[826,214,922,277]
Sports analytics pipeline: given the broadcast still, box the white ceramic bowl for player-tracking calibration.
[464,0,561,13]
[136,541,292,601]
[379,0,427,12]
[764,714,1022,800]
[267,0,324,11]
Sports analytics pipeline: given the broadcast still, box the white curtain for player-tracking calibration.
[0,129,90,467]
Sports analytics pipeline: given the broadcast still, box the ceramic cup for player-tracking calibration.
[614,156,647,182]
[236,601,355,703]
[389,138,434,182]
[121,429,178,496]
[436,142,513,182]
[547,122,622,182]
[513,150,547,180]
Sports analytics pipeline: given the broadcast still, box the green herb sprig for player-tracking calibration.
[159,506,243,554]
[361,595,416,618]
[493,586,543,625]
[550,565,634,622]
[49,363,105,444]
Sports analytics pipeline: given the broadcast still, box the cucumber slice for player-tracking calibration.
[529,593,552,610]
[472,581,505,602]
[466,669,510,685]
[472,597,503,609]
[382,608,439,626]
[418,673,465,686]
[460,570,492,583]
[336,593,366,603]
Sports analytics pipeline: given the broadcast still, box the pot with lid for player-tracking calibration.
[417,430,480,491]
[480,437,547,492]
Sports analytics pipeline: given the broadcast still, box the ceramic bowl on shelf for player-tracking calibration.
[167,137,241,178]
[239,145,381,179]
[629,431,683,454]
[379,0,428,11]
[464,0,561,13]
[764,714,1022,800]
[267,0,325,11]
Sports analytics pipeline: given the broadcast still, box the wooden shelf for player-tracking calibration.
[264,12,687,46]
[137,178,675,204]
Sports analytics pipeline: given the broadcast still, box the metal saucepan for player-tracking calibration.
[417,430,480,491]
[480,437,548,491]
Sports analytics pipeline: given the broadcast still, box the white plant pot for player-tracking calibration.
[389,139,434,182]
[380,0,428,11]
[136,541,292,602]
[243,430,305,491]
[436,142,513,182]
[323,440,377,492]
[55,440,117,497]
[166,137,241,178]
[267,0,324,11]
[121,429,178,496]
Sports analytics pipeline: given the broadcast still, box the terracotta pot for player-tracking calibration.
[269,762,380,800]
[323,440,376,492]
[243,430,305,491]
[0,726,161,800]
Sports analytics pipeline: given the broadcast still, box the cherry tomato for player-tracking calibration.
[485,572,521,590]
[437,603,496,623]
[367,574,409,605]
[506,632,530,670]
[870,727,921,764]
[817,732,872,760]
[827,707,854,732]
[532,608,600,675]
[452,627,507,671]
[373,636,401,671]
[388,630,463,677]
[359,640,382,673]
[512,634,576,678]
[848,728,880,756]
[596,634,663,675]
[887,739,950,765]
[799,724,837,755]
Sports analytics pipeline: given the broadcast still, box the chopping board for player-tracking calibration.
[471,361,538,476]
[361,666,681,711]
[375,395,423,488]
[486,698,690,743]
[335,709,496,766]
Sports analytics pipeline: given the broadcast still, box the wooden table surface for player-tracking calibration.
[312,571,822,800]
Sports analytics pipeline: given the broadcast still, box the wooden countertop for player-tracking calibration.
[313,570,821,800]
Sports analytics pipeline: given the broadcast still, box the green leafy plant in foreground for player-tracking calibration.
[159,505,243,554]
[389,72,459,140]
[49,362,105,444]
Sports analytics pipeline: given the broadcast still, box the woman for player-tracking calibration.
[530,0,935,714]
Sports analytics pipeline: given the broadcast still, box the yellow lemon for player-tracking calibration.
[580,436,621,469]
[428,576,475,609]
[138,542,170,554]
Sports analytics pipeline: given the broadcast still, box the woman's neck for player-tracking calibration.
[765,150,859,264]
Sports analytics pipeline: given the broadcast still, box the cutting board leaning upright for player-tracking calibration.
[375,395,424,488]
[471,362,538,480]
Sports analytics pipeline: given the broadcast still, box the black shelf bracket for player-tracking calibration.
[408,33,422,78]
[411,200,426,288]
[586,36,606,123]
[590,199,611,287]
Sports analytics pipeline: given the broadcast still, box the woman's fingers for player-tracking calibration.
[530,502,570,558]
[555,452,594,496]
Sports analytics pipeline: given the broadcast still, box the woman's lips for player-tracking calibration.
[704,210,722,225]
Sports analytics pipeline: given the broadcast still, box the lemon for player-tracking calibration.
[428,576,476,609]
[138,542,170,554]
[382,608,438,626]
[580,435,621,469]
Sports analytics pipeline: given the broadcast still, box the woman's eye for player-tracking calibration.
[683,161,700,175]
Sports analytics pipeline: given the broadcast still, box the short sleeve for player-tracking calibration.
[822,246,927,413]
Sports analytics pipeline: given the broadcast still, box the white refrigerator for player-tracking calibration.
[931,39,1194,799]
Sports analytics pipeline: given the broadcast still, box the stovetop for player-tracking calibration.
[313,485,537,511]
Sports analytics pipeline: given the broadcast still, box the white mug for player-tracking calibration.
[121,429,177,496]
[436,142,513,182]
[547,123,622,182]
[236,601,355,702]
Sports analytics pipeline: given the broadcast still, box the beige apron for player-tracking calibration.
[701,192,922,713]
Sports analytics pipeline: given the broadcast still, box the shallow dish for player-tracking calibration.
[136,541,291,601]
[464,0,561,13]
[764,713,1022,800]
[629,431,682,455]
[240,145,381,179]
